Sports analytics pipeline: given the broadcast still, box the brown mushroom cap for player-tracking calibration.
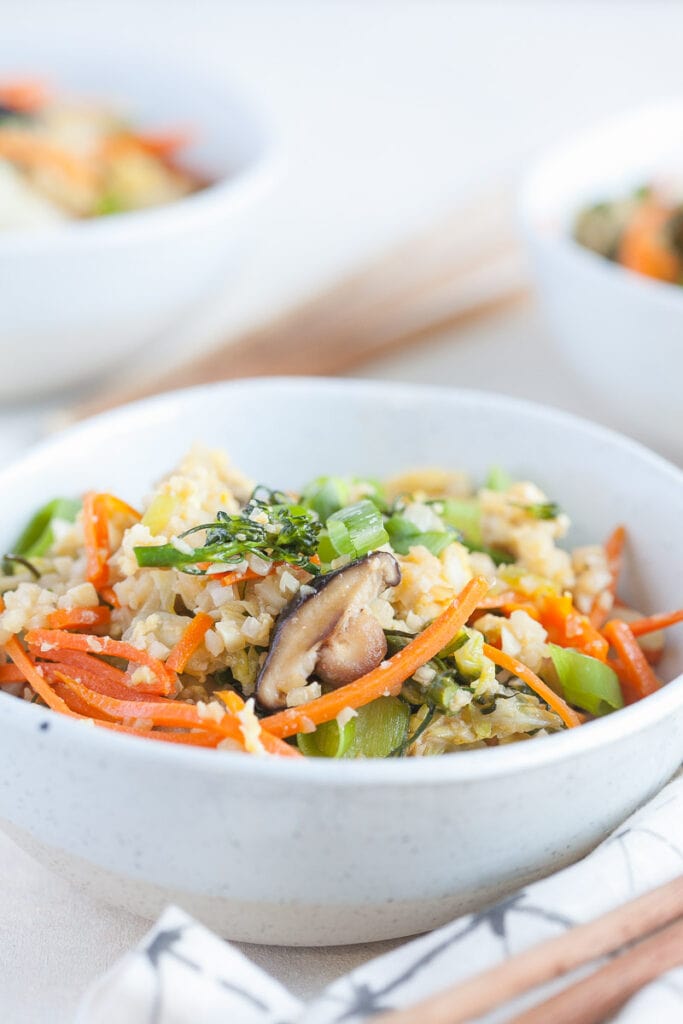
[255,551,401,709]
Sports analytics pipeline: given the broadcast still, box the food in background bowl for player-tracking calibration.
[1,446,679,760]
[574,183,683,284]
[0,78,204,228]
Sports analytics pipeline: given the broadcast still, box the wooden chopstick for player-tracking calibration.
[507,914,683,1024]
[375,875,683,1024]
[69,184,526,421]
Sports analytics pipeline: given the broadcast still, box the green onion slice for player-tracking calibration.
[322,500,389,560]
[548,644,624,716]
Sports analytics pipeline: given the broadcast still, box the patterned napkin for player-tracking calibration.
[77,772,683,1024]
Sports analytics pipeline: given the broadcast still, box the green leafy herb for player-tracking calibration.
[134,487,322,575]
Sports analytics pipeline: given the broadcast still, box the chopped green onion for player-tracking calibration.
[514,501,561,520]
[385,515,458,556]
[4,497,81,572]
[302,476,352,521]
[486,466,513,491]
[322,500,388,560]
[297,697,409,759]
[297,716,356,758]
[440,499,511,565]
[548,644,624,716]
[302,476,385,521]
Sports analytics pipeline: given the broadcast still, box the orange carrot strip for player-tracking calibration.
[618,203,681,283]
[166,612,214,673]
[45,606,111,631]
[215,689,246,714]
[539,593,608,661]
[212,688,298,754]
[25,630,175,696]
[82,493,110,591]
[482,643,582,728]
[0,663,26,684]
[4,637,78,715]
[83,492,141,595]
[220,566,268,587]
[99,587,120,608]
[54,673,301,759]
[590,525,626,628]
[627,609,683,638]
[36,653,148,702]
[0,79,49,112]
[603,620,660,700]
[265,575,491,739]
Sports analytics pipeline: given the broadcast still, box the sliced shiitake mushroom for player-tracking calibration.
[255,551,401,709]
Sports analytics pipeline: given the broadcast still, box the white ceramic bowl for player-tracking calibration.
[519,101,683,464]
[0,379,681,946]
[0,45,278,399]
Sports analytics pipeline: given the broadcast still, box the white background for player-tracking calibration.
[2,2,683,1021]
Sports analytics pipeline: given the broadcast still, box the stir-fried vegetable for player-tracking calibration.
[297,697,410,758]
[548,644,623,717]
[0,453,680,760]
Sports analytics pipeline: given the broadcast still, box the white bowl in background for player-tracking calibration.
[0,45,278,399]
[519,101,683,463]
[0,378,681,945]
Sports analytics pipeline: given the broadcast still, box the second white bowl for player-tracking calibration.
[0,45,278,399]
[520,101,683,463]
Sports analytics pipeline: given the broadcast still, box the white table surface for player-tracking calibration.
[2,2,683,1020]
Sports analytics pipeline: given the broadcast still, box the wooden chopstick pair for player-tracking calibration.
[376,875,683,1024]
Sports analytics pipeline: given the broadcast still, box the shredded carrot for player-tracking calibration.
[4,636,77,714]
[538,593,608,661]
[265,575,491,739]
[45,606,111,631]
[83,493,110,592]
[603,619,660,700]
[0,663,26,684]
[215,689,246,714]
[220,566,269,587]
[590,525,626,628]
[99,586,120,608]
[54,673,300,758]
[83,492,141,596]
[0,79,48,112]
[166,612,214,673]
[0,128,96,189]
[618,203,681,283]
[626,609,683,638]
[35,651,149,702]
[25,629,175,696]
[482,642,582,728]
